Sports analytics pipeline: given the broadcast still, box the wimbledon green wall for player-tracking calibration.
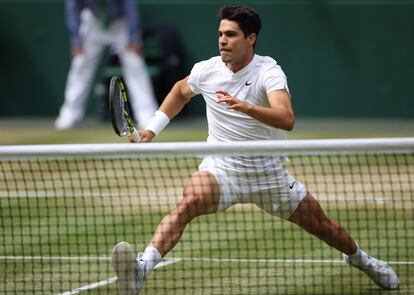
[1,0,413,118]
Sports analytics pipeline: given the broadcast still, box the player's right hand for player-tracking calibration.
[128,130,155,143]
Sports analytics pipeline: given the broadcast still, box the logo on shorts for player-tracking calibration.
[289,181,296,189]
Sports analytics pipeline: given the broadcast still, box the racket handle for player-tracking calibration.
[129,127,141,142]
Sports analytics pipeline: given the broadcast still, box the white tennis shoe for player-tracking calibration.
[112,241,147,295]
[343,253,400,290]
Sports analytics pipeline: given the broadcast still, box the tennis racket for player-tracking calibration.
[109,76,141,142]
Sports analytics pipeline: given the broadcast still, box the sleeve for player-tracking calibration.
[187,62,203,95]
[262,59,290,95]
[65,0,82,49]
[123,0,142,44]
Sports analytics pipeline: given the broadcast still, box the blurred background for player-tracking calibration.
[1,0,413,144]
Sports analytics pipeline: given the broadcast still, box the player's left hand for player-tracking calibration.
[216,90,251,113]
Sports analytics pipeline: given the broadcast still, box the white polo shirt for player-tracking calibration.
[188,54,289,143]
[188,54,291,171]
[188,55,307,215]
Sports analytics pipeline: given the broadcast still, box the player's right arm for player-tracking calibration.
[138,76,196,142]
[159,76,195,119]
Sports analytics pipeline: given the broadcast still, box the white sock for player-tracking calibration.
[140,246,162,273]
[349,246,370,267]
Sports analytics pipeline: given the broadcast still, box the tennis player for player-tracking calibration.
[112,5,399,294]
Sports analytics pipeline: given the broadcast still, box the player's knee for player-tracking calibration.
[180,193,211,217]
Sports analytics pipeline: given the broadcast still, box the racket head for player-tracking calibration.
[109,76,135,137]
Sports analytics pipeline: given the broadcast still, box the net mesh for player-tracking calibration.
[0,139,413,294]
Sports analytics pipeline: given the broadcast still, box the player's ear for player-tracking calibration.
[247,33,256,46]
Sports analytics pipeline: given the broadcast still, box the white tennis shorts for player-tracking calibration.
[198,156,307,219]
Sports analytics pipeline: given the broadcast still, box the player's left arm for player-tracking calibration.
[216,89,295,131]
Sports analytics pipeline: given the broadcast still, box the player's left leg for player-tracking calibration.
[288,192,357,254]
[288,192,399,289]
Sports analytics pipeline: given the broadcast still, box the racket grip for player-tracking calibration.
[130,127,141,142]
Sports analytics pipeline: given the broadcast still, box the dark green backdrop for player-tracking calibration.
[1,0,413,118]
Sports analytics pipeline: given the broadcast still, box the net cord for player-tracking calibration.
[1,138,414,160]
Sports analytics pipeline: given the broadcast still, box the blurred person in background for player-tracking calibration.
[55,0,158,130]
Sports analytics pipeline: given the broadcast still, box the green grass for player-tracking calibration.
[0,118,209,145]
[1,196,413,294]
[0,118,413,294]
[1,117,414,145]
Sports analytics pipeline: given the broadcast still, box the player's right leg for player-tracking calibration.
[148,170,220,256]
[112,241,146,295]
[112,170,221,294]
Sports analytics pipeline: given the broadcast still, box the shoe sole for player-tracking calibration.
[112,241,137,295]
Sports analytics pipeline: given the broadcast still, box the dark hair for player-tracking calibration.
[217,5,262,41]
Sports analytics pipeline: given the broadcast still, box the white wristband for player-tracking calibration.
[145,111,170,136]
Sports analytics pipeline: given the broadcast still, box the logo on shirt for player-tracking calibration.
[245,80,254,86]
[289,181,296,189]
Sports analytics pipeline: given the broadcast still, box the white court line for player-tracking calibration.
[1,255,413,265]
[0,256,110,261]
[58,277,117,295]
[1,255,413,294]
[167,257,414,265]
[57,259,181,295]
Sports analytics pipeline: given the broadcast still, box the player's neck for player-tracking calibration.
[226,52,255,73]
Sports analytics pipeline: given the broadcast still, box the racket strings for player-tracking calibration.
[110,78,129,136]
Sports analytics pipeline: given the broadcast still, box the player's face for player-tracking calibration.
[218,19,256,71]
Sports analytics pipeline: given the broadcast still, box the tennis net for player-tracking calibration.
[0,138,413,295]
